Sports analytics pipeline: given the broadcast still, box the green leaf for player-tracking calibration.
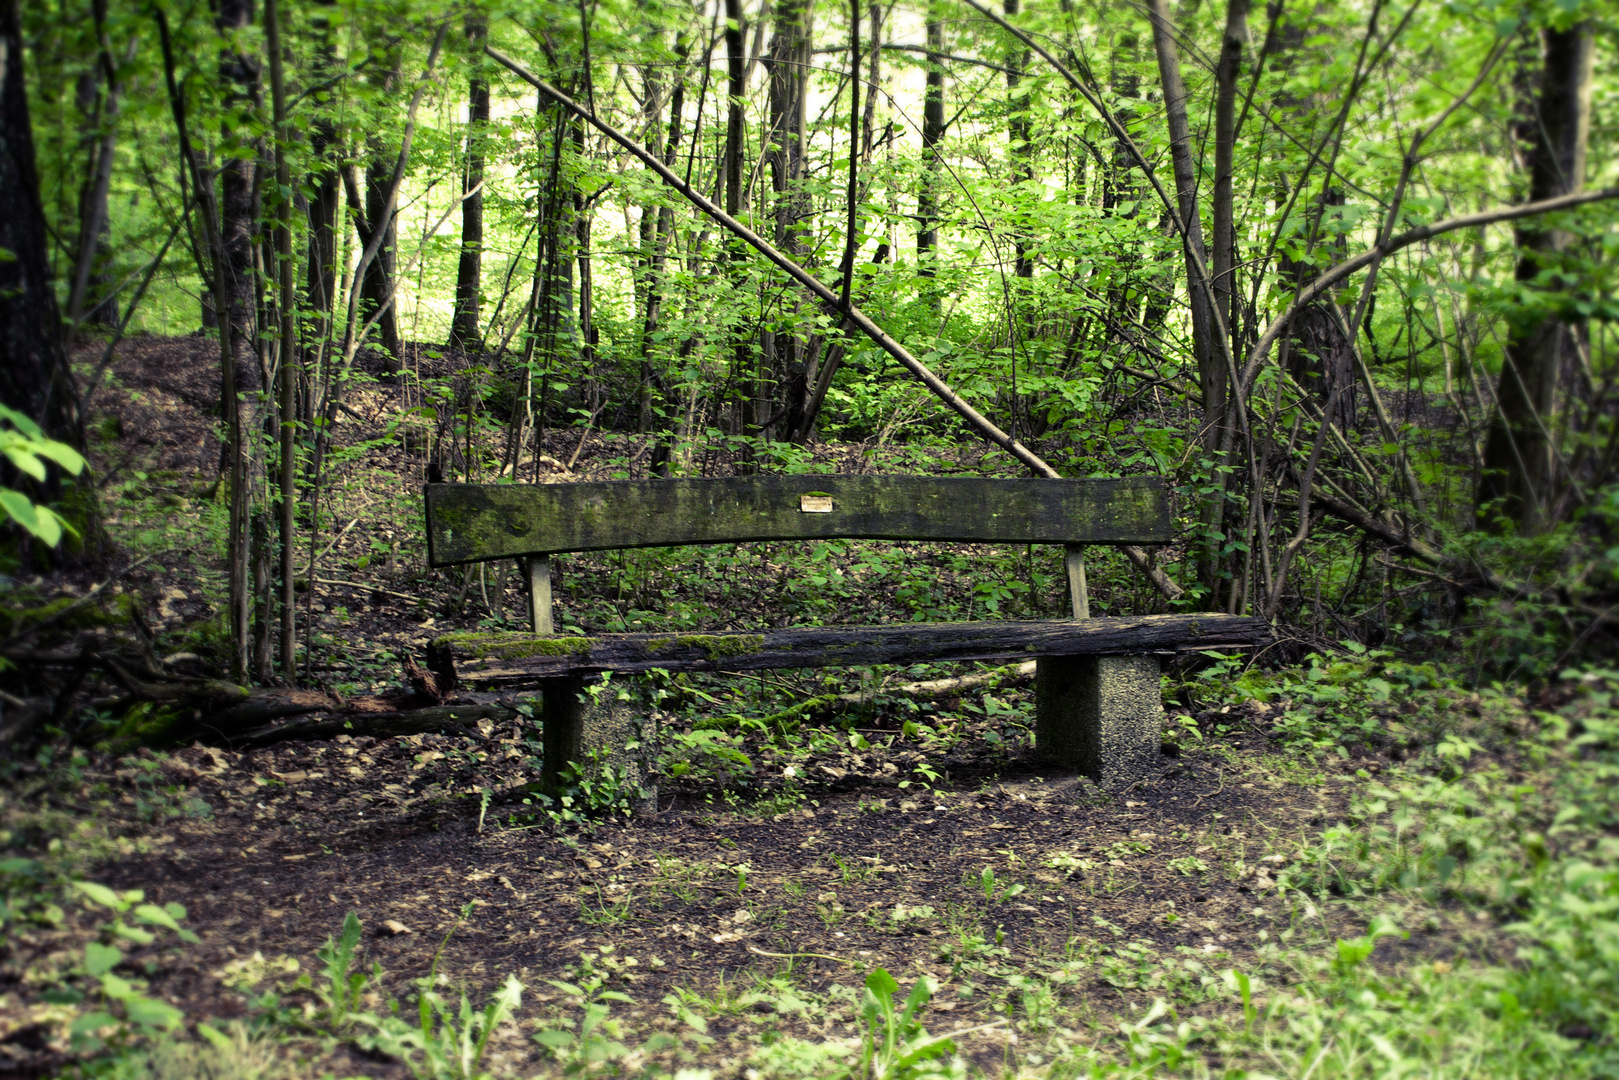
[73,881,124,912]
[125,995,184,1030]
[114,923,156,945]
[134,903,181,931]
[197,1022,234,1051]
[85,941,122,977]
[32,440,85,475]
[533,1029,576,1049]
[3,446,45,481]
[70,1010,118,1036]
[0,488,41,534]
[865,968,900,998]
[100,973,136,1001]
[30,506,62,548]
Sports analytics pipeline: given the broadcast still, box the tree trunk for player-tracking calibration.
[0,0,80,451]
[216,0,261,412]
[1210,0,1247,438]
[917,3,944,285]
[638,34,690,435]
[450,17,489,352]
[266,0,297,678]
[363,52,405,369]
[302,5,341,376]
[1478,23,1594,531]
[215,0,259,683]
[769,0,814,437]
[1003,0,1032,281]
[67,0,125,335]
[723,0,748,435]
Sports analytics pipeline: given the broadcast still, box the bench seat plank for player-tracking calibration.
[430,613,1268,687]
[425,475,1172,566]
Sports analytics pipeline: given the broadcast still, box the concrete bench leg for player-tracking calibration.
[1035,654,1163,784]
[540,675,658,805]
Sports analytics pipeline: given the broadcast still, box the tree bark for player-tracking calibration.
[638,33,691,434]
[1210,0,1248,435]
[724,0,749,434]
[362,50,405,368]
[450,16,489,352]
[1003,0,1032,281]
[1478,23,1594,531]
[302,4,341,377]
[265,0,297,677]
[767,0,813,437]
[0,0,81,451]
[917,4,944,286]
[216,0,261,412]
[66,0,126,334]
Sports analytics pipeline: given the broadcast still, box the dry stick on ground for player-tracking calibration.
[484,46,1183,602]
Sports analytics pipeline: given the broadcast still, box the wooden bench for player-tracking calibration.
[423,475,1268,794]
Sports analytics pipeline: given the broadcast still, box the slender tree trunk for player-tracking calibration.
[917,3,944,286]
[724,0,748,435]
[1004,0,1032,281]
[1210,0,1247,435]
[303,4,341,376]
[215,0,260,682]
[0,0,80,450]
[1148,0,1225,609]
[638,34,690,434]
[266,0,297,678]
[1478,23,1594,531]
[67,0,125,335]
[363,52,405,369]
[575,123,598,417]
[450,16,489,351]
[769,0,813,437]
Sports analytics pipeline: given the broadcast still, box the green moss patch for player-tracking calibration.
[436,631,594,661]
[642,634,765,659]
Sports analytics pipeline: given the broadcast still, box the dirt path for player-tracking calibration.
[87,719,1359,1074]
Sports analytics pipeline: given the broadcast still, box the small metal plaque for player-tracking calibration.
[800,495,834,513]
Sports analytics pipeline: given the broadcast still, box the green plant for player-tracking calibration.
[314,910,368,1030]
[535,969,679,1076]
[0,404,86,547]
[57,881,198,1049]
[856,969,961,1080]
[358,973,524,1080]
[579,885,634,927]
[974,866,1024,903]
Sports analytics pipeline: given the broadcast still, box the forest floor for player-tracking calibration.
[0,335,1607,1078]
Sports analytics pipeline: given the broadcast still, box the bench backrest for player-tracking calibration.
[424,475,1171,567]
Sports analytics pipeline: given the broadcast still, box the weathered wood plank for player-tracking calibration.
[429,613,1269,687]
[425,475,1172,566]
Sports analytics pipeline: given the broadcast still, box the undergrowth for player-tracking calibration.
[2,660,1617,1077]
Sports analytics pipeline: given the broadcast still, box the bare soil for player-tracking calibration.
[0,336,1423,1076]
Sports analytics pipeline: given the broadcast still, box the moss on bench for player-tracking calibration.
[641,633,766,660]
[434,631,594,662]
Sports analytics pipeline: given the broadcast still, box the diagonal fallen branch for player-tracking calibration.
[1240,185,1619,396]
[483,46,1182,601]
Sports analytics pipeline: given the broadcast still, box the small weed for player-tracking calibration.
[1167,856,1210,877]
[579,885,634,927]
